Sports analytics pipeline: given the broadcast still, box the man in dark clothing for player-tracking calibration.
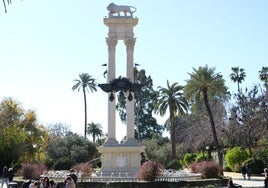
[241,165,247,180]
[69,169,77,184]
[8,168,14,182]
[1,166,9,188]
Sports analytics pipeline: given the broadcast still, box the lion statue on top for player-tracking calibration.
[107,3,137,17]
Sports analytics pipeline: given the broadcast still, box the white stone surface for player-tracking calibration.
[99,13,143,178]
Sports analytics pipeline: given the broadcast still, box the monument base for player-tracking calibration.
[97,143,145,178]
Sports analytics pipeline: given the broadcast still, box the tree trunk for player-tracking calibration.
[83,87,87,139]
[203,90,223,176]
[170,114,176,159]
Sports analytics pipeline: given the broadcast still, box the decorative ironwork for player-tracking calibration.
[99,76,143,101]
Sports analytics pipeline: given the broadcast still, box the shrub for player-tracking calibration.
[19,162,47,180]
[183,153,197,167]
[195,152,207,163]
[53,157,74,170]
[243,158,264,174]
[189,161,221,179]
[72,162,93,181]
[225,147,249,172]
[166,159,182,170]
[136,161,163,181]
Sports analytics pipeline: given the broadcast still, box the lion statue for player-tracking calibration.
[107,3,137,17]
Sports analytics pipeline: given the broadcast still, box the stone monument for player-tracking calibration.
[97,3,145,177]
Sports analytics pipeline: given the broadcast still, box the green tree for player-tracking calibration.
[230,67,246,93]
[225,147,249,172]
[0,98,48,168]
[184,65,228,175]
[87,122,104,143]
[72,73,97,138]
[143,134,171,166]
[46,135,98,165]
[0,126,25,169]
[116,68,163,139]
[259,66,268,90]
[154,81,189,159]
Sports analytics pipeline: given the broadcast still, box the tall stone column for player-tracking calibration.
[97,8,145,177]
[106,37,118,144]
[124,38,136,140]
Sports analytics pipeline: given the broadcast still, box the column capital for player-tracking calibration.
[106,37,118,49]
[124,38,136,51]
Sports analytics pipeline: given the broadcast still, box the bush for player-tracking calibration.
[72,162,93,181]
[182,153,197,167]
[189,161,221,179]
[53,157,74,170]
[19,162,47,180]
[243,158,264,174]
[195,152,207,163]
[225,147,249,172]
[166,159,182,170]
[136,161,163,181]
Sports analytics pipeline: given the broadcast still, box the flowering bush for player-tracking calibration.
[189,161,221,179]
[19,162,47,180]
[72,162,93,180]
[136,161,163,181]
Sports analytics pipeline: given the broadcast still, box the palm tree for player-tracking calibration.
[72,73,97,138]
[184,65,228,175]
[2,0,12,13]
[87,122,104,143]
[229,67,246,93]
[154,81,189,159]
[259,66,268,90]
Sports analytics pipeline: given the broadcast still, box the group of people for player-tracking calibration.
[1,166,14,188]
[22,178,59,188]
[21,169,78,188]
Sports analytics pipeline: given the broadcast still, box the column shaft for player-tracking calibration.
[106,37,117,142]
[125,38,136,140]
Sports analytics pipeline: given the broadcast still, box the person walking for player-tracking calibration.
[1,166,9,188]
[246,165,252,180]
[264,168,268,188]
[8,168,14,182]
[241,165,247,180]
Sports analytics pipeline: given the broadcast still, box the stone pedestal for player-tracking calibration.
[97,144,145,177]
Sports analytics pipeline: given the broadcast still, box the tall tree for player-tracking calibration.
[184,65,228,175]
[230,85,268,157]
[87,122,103,143]
[259,66,268,90]
[2,0,13,13]
[72,73,97,138]
[230,67,246,93]
[154,81,189,159]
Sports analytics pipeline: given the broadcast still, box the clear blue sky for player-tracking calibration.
[0,1,267,140]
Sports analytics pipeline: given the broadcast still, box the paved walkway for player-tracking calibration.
[224,172,265,188]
